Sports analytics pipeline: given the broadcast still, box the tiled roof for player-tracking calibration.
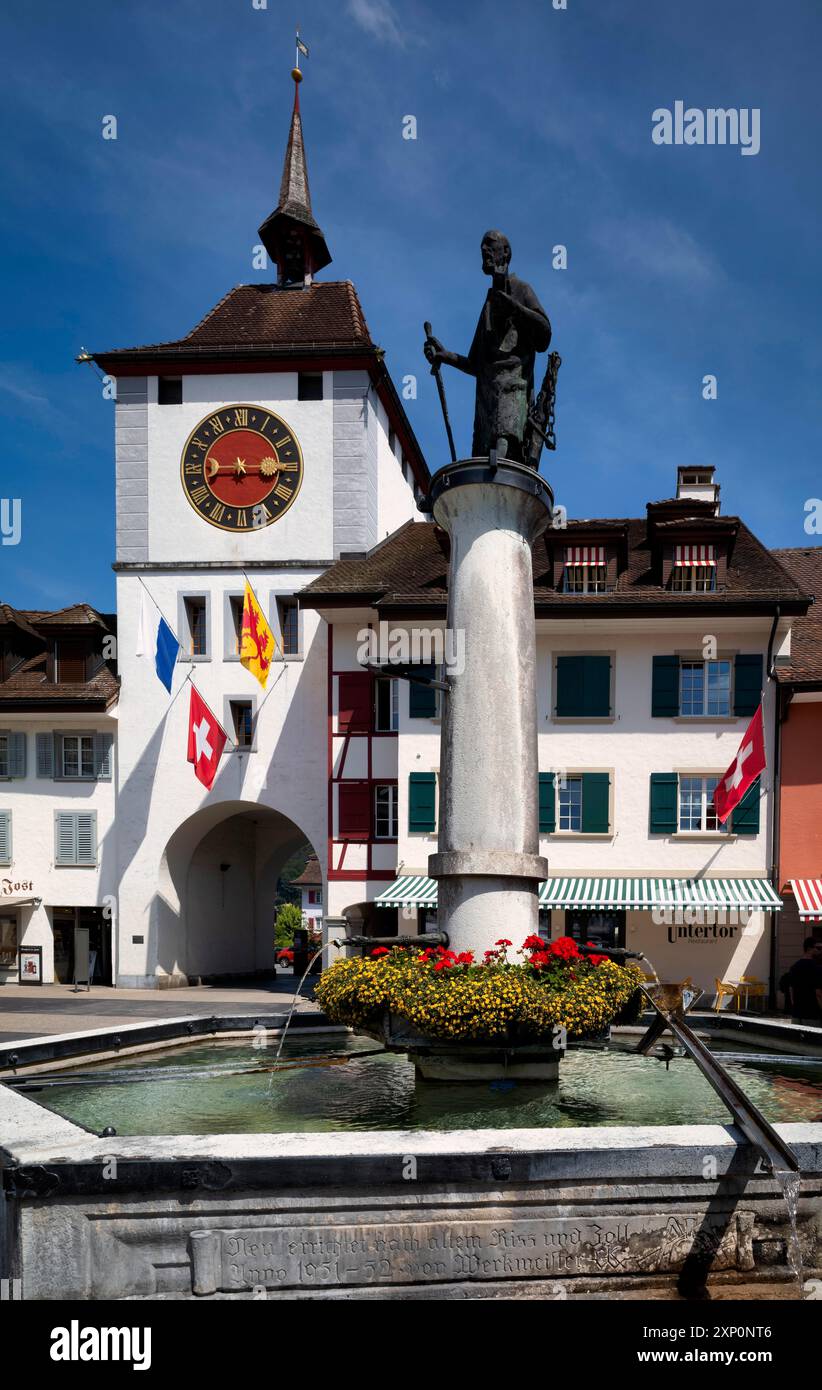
[92,281,373,361]
[0,605,119,709]
[302,516,810,614]
[771,546,822,683]
[292,855,322,887]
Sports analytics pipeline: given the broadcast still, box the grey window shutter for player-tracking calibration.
[36,732,55,778]
[94,732,113,780]
[649,773,678,835]
[0,810,11,865]
[8,732,26,778]
[76,813,97,866]
[54,811,76,865]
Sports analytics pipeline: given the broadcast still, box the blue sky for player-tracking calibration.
[1,0,821,610]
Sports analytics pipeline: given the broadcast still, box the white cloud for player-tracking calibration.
[592,215,722,288]
[347,0,406,47]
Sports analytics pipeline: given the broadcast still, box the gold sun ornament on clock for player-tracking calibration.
[181,405,303,531]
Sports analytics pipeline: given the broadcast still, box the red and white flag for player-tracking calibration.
[713,702,766,824]
[187,685,228,790]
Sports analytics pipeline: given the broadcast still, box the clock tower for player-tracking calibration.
[89,66,428,987]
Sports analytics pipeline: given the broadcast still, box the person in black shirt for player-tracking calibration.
[787,937,822,1023]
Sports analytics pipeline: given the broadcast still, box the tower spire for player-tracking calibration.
[258,54,331,288]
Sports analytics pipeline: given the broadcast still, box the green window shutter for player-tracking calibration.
[36,732,55,778]
[408,772,437,832]
[54,811,77,865]
[556,655,611,717]
[94,732,113,781]
[408,665,437,718]
[734,655,763,717]
[732,777,761,835]
[581,773,610,834]
[538,772,556,833]
[76,813,97,866]
[649,773,678,835]
[652,655,680,717]
[0,811,11,865]
[8,732,26,778]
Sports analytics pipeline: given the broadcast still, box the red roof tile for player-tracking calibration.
[771,547,822,683]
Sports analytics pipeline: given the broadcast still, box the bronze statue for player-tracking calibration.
[424,230,559,468]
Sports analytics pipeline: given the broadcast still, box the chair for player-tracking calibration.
[713,977,741,1013]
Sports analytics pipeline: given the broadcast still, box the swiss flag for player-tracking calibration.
[187,685,228,790]
[713,702,766,825]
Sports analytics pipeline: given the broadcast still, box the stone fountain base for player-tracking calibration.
[362,1011,564,1082]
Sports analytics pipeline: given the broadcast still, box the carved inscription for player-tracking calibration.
[189,1213,753,1294]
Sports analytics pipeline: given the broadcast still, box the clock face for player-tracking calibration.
[180,404,303,531]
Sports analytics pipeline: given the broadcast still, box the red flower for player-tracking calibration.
[495,939,513,947]
[434,957,455,971]
[522,934,545,952]
[371,946,389,957]
[588,953,607,967]
[548,936,581,961]
[530,950,551,971]
[483,949,498,960]
[456,951,475,965]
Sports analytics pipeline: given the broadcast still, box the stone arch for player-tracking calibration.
[152,800,322,984]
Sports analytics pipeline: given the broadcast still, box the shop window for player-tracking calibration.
[375,784,398,839]
[565,909,626,950]
[0,913,18,969]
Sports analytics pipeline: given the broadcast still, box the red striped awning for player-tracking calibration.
[565,546,606,567]
[790,879,822,921]
[674,543,716,567]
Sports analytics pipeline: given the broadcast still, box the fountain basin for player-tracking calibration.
[359,1010,563,1081]
[2,1015,822,1301]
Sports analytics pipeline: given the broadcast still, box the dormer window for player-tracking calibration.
[671,544,716,593]
[563,546,607,594]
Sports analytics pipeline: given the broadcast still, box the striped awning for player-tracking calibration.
[374,875,438,907]
[374,876,781,911]
[565,545,605,567]
[790,878,822,921]
[674,543,716,567]
[538,877,781,910]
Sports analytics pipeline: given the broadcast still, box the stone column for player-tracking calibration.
[428,460,552,960]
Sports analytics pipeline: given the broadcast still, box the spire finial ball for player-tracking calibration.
[292,66,303,83]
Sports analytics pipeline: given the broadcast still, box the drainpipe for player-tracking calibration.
[766,604,781,1011]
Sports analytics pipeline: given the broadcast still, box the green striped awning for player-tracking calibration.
[375,876,781,911]
[537,878,782,911]
[375,875,439,908]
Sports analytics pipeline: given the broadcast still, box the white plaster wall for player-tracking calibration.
[375,395,419,538]
[144,372,335,564]
[114,571,328,984]
[0,716,117,982]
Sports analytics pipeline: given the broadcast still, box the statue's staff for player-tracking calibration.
[423,320,457,463]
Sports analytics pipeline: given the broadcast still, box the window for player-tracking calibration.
[558,777,583,831]
[307,889,321,906]
[229,700,254,750]
[62,734,95,779]
[56,640,88,683]
[375,784,398,839]
[228,595,244,656]
[0,732,26,779]
[54,811,97,867]
[680,660,731,717]
[678,776,728,834]
[158,377,183,405]
[375,678,399,732]
[564,565,607,594]
[672,566,716,593]
[554,654,612,718]
[298,373,323,401]
[277,598,299,655]
[566,909,626,950]
[183,597,208,658]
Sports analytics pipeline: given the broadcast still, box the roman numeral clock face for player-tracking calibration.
[181,405,303,531]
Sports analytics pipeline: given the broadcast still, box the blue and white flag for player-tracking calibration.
[296,34,309,58]
[137,590,180,693]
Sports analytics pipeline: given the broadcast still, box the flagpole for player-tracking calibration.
[136,575,181,646]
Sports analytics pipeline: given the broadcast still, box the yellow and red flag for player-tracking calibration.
[240,581,276,687]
